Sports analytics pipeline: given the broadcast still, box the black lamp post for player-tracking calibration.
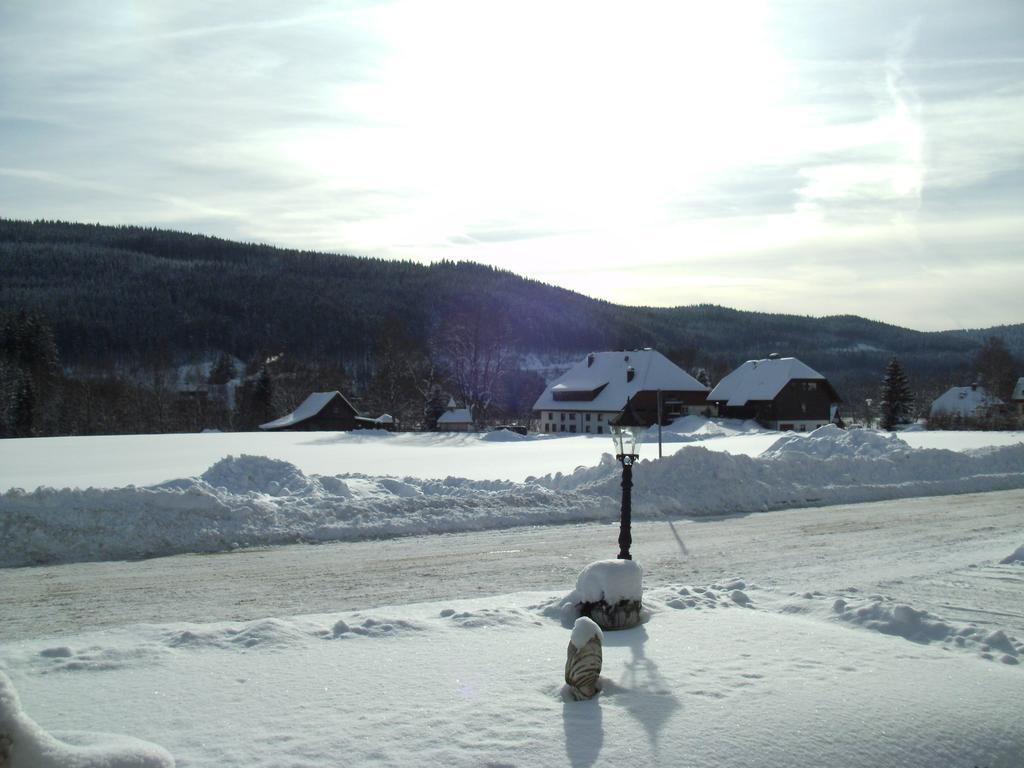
[608,404,644,561]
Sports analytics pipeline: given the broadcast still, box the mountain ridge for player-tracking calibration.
[2,218,1019,415]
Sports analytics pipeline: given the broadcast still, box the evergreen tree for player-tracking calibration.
[13,376,35,437]
[242,365,275,429]
[879,357,914,431]
[208,352,237,386]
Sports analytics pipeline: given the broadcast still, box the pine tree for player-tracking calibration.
[13,376,35,437]
[208,352,237,386]
[250,365,275,428]
[879,357,914,431]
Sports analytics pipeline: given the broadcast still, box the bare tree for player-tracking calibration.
[438,308,514,426]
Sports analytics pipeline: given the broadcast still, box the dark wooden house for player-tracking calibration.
[260,391,376,431]
[708,356,841,431]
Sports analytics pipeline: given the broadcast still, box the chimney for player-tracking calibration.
[626,366,636,383]
[587,353,595,368]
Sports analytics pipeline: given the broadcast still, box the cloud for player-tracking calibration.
[0,0,1021,330]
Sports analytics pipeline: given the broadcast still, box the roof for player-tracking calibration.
[708,357,831,407]
[260,391,352,430]
[437,408,473,424]
[1013,377,1024,402]
[532,349,708,413]
[929,386,1004,418]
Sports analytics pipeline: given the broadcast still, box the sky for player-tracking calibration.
[1,1,1022,331]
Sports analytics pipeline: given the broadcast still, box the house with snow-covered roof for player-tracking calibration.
[708,355,841,431]
[436,397,474,432]
[260,391,376,431]
[929,384,1004,421]
[532,349,711,434]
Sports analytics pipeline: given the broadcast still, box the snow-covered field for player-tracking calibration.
[2,418,1022,491]
[1,422,1023,766]
[2,424,1023,568]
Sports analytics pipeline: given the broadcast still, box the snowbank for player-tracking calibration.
[0,671,173,767]
[540,426,1024,516]
[3,426,1024,568]
[0,455,606,568]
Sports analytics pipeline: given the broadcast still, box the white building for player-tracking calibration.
[929,384,1003,420]
[532,349,710,434]
[437,397,474,432]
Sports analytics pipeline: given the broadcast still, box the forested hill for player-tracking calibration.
[1,218,1019,405]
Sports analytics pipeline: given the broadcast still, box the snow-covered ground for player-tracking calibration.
[2,418,1022,491]
[2,489,1023,767]
[1,423,1023,766]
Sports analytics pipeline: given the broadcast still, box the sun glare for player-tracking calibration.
[281,1,787,250]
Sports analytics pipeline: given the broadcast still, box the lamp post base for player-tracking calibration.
[579,598,642,631]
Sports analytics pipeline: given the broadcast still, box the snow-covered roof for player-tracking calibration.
[437,408,473,424]
[708,357,829,407]
[532,350,708,413]
[929,386,1004,418]
[1012,377,1024,402]
[260,391,350,430]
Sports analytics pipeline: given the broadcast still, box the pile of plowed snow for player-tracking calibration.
[537,424,1024,515]
[3,426,1023,567]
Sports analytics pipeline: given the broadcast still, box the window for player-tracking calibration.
[585,413,591,421]
[597,426,603,434]
[560,425,565,432]
[570,425,577,433]
[547,412,553,420]
[585,426,591,433]
[780,423,794,431]
[560,413,565,422]
[597,413,603,422]
[544,424,549,433]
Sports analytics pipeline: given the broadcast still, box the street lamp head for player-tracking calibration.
[609,404,644,460]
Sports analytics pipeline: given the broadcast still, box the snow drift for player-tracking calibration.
[2,426,1023,568]
[0,671,173,767]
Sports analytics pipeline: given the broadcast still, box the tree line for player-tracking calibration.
[877,336,1021,431]
[1,218,1021,436]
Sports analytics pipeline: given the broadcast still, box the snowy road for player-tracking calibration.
[4,489,1022,643]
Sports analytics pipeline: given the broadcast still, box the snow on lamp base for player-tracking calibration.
[573,559,643,631]
[565,617,603,700]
